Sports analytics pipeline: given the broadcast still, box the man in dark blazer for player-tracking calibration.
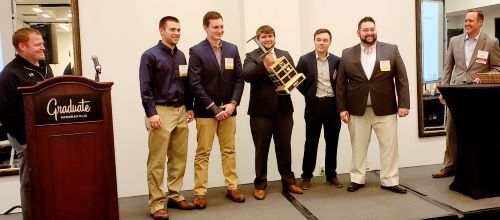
[296,29,342,190]
[188,11,245,209]
[336,17,410,194]
[432,9,500,178]
[243,25,303,200]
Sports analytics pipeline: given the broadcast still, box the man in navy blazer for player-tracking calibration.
[188,11,245,209]
[296,29,342,190]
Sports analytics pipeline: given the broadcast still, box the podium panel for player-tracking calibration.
[20,76,118,220]
[439,84,500,199]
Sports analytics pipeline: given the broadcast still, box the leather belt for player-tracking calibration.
[316,96,334,102]
[157,101,183,108]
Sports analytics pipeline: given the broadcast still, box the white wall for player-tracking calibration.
[445,0,500,13]
[447,4,500,36]
[0,0,450,212]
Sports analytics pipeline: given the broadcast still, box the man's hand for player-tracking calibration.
[221,102,236,117]
[397,108,409,117]
[340,111,350,123]
[438,94,446,105]
[186,110,194,123]
[215,111,226,121]
[148,115,163,129]
[263,53,275,71]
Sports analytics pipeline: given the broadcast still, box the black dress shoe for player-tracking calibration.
[347,182,364,192]
[381,185,407,194]
[326,176,343,188]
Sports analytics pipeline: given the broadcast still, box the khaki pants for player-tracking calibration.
[194,117,238,196]
[348,107,400,186]
[146,105,188,214]
[443,109,456,169]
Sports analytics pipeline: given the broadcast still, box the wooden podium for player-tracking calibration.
[20,76,119,220]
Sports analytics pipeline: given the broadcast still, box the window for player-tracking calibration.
[421,0,445,83]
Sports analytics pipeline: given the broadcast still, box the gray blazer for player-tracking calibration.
[442,32,500,85]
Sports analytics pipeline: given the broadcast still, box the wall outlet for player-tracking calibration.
[318,164,325,176]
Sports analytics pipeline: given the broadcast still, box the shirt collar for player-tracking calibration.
[207,38,222,49]
[465,31,481,41]
[360,42,376,54]
[315,51,329,61]
[15,54,46,70]
[158,40,178,54]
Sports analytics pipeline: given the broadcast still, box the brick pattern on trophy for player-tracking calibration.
[267,56,306,95]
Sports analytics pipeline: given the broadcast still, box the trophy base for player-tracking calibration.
[276,73,306,95]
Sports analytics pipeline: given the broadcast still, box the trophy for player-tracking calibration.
[246,33,306,95]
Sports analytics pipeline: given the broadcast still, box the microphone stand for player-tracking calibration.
[94,66,102,82]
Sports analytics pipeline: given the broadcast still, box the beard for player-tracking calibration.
[361,34,377,45]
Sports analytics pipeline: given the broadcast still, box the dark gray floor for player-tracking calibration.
[399,165,500,213]
[1,164,499,220]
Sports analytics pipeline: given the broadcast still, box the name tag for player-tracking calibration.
[380,60,391,71]
[179,65,188,77]
[476,50,488,64]
[225,58,234,70]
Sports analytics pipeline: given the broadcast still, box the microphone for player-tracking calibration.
[91,55,102,73]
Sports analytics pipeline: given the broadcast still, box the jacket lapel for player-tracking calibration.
[371,43,382,80]
[327,54,336,83]
[457,34,467,70]
[353,44,368,80]
[467,32,487,70]
[311,52,319,84]
[203,40,222,73]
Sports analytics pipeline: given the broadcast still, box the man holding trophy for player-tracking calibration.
[243,25,303,200]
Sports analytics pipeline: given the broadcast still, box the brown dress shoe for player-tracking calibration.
[193,195,206,209]
[167,199,195,210]
[327,176,344,188]
[301,178,312,190]
[254,189,266,200]
[287,184,303,194]
[226,189,245,203]
[432,167,455,178]
[151,209,169,220]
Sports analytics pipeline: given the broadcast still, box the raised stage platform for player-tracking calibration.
[1,164,499,219]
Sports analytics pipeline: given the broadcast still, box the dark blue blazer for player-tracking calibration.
[296,51,340,117]
[188,39,244,118]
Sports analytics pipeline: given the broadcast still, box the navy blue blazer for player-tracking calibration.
[188,39,244,118]
[296,51,340,117]
[296,51,340,100]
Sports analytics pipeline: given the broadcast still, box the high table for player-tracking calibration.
[438,84,500,199]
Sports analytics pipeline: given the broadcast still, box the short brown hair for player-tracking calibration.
[314,28,331,40]
[12,27,41,50]
[203,11,223,27]
[466,8,484,21]
[256,25,275,38]
[358,16,376,30]
[159,16,179,29]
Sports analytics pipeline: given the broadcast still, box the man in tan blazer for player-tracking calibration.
[433,9,500,178]
[336,17,410,194]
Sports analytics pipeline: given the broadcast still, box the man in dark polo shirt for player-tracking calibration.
[139,16,195,220]
[0,27,54,220]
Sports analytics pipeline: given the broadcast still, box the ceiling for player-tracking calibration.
[15,0,72,31]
